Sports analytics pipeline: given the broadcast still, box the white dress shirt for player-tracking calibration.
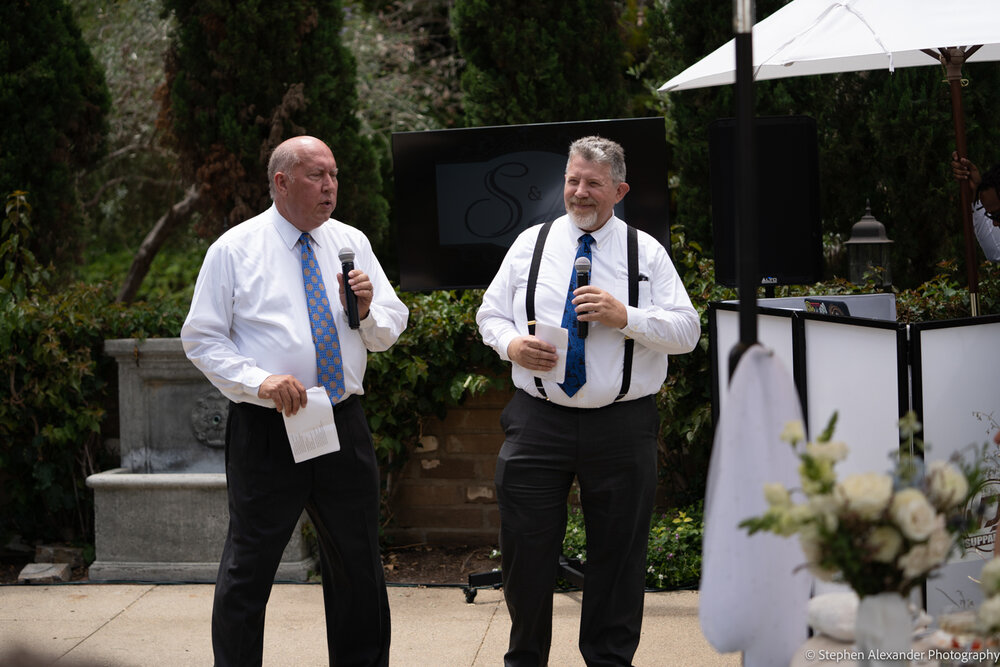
[477,215,700,408]
[181,204,408,407]
[973,203,1000,262]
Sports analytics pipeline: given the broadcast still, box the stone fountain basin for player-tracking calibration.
[87,469,312,582]
[87,339,314,582]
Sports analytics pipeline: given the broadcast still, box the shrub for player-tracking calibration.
[0,192,186,545]
[0,282,185,544]
[363,289,510,478]
[562,500,705,590]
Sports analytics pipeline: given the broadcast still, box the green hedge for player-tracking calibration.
[0,283,186,543]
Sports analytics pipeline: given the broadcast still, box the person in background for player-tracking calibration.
[181,135,408,667]
[476,135,700,666]
[951,151,1000,261]
[956,153,1000,554]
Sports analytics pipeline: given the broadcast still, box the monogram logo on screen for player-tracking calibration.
[464,161,530,238]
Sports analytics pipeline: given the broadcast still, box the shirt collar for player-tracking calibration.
[269,204,325,250]
[567,214,620,250]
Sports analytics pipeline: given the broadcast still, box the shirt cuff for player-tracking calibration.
[621,305,645,338]
[243,366,271,399]
[496,330,518,362]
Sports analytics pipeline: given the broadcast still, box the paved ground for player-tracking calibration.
[0,583,741,666]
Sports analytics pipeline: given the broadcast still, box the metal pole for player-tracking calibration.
[729,0,758,377]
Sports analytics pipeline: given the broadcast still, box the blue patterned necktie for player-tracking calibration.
[559,233,594,397]
[299,233,346,404]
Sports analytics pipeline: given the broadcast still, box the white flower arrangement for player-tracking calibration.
[741,412,983,597]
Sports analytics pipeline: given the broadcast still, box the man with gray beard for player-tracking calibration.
[477,136,700,666]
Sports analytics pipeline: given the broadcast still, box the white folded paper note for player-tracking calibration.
[283,386,341,463]
[531,322,568,383]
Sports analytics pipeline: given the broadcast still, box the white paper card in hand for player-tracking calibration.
[283,386,341,463]
[530,322,568,383]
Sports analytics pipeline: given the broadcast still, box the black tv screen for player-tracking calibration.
[391,117,671,291]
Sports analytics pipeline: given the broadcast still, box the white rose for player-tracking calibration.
[898,544,936,579]
[924,518,953,565]
[981,559,1000,596]
[781,420,806,444]
[890,488,938,541]
[834,473,893,520]
[926,460,969,510]
[867,526,903,563]
[981,595,1000,633]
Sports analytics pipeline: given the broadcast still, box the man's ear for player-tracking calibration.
[273,172,288,197]
[615,182,630,203]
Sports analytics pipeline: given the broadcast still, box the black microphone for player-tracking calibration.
[339,247,360,329]
[574,256,591,339]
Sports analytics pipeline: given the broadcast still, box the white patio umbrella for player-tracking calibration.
[660,0,1000,315]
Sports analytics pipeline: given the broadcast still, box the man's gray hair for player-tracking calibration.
[567,136,626,184]
[267,141,304,199]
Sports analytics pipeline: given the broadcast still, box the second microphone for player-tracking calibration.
[574,256,591,339]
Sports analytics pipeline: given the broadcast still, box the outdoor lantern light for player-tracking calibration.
[845,200,893,288]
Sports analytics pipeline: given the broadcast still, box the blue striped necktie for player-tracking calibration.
[559,233,594,397]
[299,233,346,403]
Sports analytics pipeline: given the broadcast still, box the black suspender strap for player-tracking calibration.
[525,222,640,402]
[526,222,553,399]
[616,224,639,401]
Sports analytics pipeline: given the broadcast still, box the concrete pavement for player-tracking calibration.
[0,583,740,666]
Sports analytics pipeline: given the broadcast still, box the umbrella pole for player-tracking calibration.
[941,47,980,316]
[729,0,758,377]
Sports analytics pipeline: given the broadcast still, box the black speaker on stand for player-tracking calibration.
[709,115,823,290]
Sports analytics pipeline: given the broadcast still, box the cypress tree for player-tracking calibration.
[0,0,110,267]
[159,0,388,244]
[451,0,629,126]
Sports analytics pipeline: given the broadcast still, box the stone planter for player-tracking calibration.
[86,338,314,582]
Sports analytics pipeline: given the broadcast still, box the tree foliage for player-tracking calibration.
[70,0,183,255]
[646,0,1000,288]
[159,0,389,246]
[346,0,464,139]
[451,0,630,126]
[0,0,110,268]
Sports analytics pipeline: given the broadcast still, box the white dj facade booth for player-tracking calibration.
[709,294,1000,617]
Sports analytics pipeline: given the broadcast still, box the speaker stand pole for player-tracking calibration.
[728,0,758,379]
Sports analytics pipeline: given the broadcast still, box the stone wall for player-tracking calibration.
[384,387,511,546]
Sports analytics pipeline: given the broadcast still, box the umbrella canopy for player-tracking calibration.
[660,0,1000,316]
[660,0,1000,92]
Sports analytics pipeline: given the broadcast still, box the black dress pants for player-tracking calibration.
[212,397,390,667]
[494,390,659,667]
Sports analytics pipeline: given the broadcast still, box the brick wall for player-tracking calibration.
[383,387,676,546]
[384,387,511,546]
